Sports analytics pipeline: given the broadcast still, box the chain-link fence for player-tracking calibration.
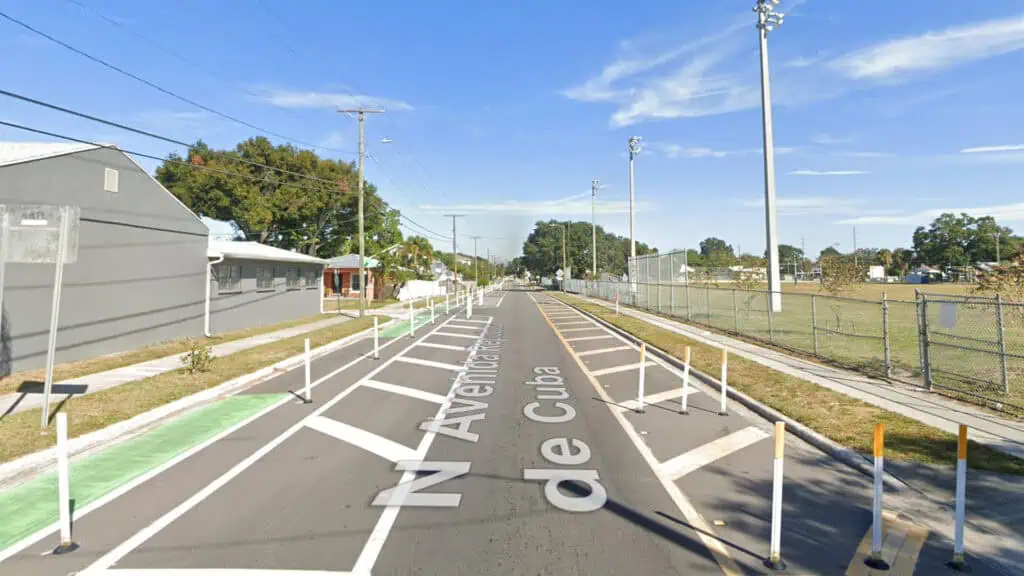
[563,250,1024,416]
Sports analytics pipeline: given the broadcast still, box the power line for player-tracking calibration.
[0,8,345,155]
[60,0,358,157]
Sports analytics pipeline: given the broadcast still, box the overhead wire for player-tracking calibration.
[0,8,348,156]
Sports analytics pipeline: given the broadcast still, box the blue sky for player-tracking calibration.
[1,0,1023,260]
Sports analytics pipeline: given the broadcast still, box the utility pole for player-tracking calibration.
[562,223,567,291]
[443,214,464,294]
[336,106,385,318]
[592,179,599,279]
[853,226,858,268]
[468,235,482,285]
[754,0,784,312]
[627,137,643,286]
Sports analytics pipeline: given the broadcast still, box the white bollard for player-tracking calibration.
[55,412,77,554]
[467,294,473,318]
[303,338,312,403]
[765,421,786,571]
[616,292,620,315]
[680,345,691,414]
[373,316,379,359]
[865,423,889,570]
[636,343,646,413]
[408,300,415,338]
[445,294,450,315]
[430,298,435,324]
[951,424,968,570]
[718,348,728,415]
[479,289,483,305]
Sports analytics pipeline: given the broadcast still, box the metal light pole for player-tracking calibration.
[628,136,643,289]
[591,179,599,279]
[444,214,464,295]
[755,0,784,312]
[337,106,385,317]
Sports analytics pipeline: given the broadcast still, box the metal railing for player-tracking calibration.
[565,255,1024,416]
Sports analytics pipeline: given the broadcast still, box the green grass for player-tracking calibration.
[553,293,1024,476]
[0,317,377,465]
[0,313,339,396]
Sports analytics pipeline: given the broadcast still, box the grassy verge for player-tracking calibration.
[321,297,443,312]
[0,316,376,465]
[0,313,339,396]
[553,293,1024,476]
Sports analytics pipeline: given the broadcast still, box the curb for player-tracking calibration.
[0,318,391,486]
[558,296,915,493]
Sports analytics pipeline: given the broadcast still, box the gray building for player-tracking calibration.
[0,142,327,375]
[208,240,325,333]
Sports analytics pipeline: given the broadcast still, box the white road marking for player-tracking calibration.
[0,322,412,565]
[353,317,495,574]
[440,323,482,331]
[576,345,632,357]
[362,380,447,404]
[455,318,490,324]
[591,361,656,376]
[306,416,418,463]
[536,296,743,575]
[547,313,579,319]
[659,427,770,480]
[496,292,507,307]
[75,315,465,574]
[565,334,615,342]
[553,320,594,327]
[559,326,604,333]
[395,356,466,372]
[432,331,483,339]
[416,342,466,351]
[90,565,352,569]
[618,388,698,412]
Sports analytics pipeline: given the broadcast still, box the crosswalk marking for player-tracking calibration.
[659,427,769,480]
[395,356,466,372]
[363,380,448,404]
[432,331,482,339]
[591,361,656,376]
[306,416,418,463]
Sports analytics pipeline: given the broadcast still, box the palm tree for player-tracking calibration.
[402,235,434,277]
[877,249,893,275]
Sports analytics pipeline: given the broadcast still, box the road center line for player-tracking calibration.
[659,427,770,480]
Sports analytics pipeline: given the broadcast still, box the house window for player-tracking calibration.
[285,267,301,290]
[304,268,319,289]
[256,265,275,291]
[216,264,241,293]
[350,271,361,291]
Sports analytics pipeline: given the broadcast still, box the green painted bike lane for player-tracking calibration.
[0,393,285,551]
[379,309,438,338]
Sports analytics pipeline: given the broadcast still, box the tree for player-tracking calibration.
[819,255,865,297]
[912,213,1015,267]
[156,137,386,258]
[519,220,655,278]
[818,246,841,261]
[775,244,804,263]
[892,248,914,276]
[877,249,893,274]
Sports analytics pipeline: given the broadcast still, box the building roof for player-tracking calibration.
[326,254,379,269]
[0,142,106,167]
[208,240,326,264]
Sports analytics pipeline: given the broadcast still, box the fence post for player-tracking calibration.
[657,258,662,313]
[767,290,775,342]
[921,294,933,391]
[914,289,928,389]
[996,294,1009,395]
[811,295,819,356]
[732,289,739,333]
[685,282,692,321]
[706,283,712,325]
[882,292,892,378]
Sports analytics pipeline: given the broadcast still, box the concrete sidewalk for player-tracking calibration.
[0,315,352,419]
[573,292,1024,461]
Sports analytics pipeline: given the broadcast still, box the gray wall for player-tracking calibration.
[0,147,210,374]
[210,258,322,334]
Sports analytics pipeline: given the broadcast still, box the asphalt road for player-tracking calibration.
[0,286,989,575]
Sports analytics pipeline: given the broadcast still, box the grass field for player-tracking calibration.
[574,279,1024,415]
[553,293,1024,475]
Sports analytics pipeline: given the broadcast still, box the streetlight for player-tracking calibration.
[627,136,643,290]
[591,179,599,279]
[754,0,784,312]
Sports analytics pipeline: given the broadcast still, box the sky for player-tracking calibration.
[1,0,1023,261]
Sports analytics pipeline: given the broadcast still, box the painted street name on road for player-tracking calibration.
[523,366,608,513]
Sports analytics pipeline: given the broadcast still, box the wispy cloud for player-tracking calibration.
[130,110,211,130]
[419,192,652,215]
[653,143,798,159]
[837,151,894,158]
[737,195,868,216]
[811,133,853,146]
[255,89,414,111]
[788,169,870,176]
[960,144,1024,154]
[830,14,1024,80]
[837,202,1024,225]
